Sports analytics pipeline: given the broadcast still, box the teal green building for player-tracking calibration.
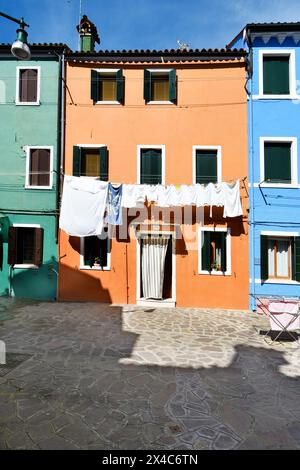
[0,43,67,300]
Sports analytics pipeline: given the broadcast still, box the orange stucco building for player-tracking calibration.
[59,22,248,309]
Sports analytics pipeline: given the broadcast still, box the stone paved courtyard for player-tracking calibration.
[0,299,299,450]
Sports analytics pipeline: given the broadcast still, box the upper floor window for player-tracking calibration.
[25,147,53,189]
[73,146,108,180]
[144,69,177,104]
[193,146,222,185]
[138,146,164,184]
[260,137,297,187]
[91,69,124,104]
[258,50,296,98]
[16,67,40,105]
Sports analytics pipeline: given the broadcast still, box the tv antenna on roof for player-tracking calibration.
[177,39,190,51]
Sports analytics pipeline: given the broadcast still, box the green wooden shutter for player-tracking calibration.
[8,227,17,266]
[141,149,162,184]
[144,69,151,103]
[0,233,3,271]
[201,232,211,271]
[33,228,44,267]
[84,237,95,268]
[73,146,82,176]
[169,69,177,103]
[292,237,300,282]
[99,238,108,268]
[261,235,269,281]
[263,56,290,95]
[221,232,227,272]
[264,142,291,183]
[196,150,218,184]
[100,146,108,181]
[116,69,124,104]
[91,70,99,103]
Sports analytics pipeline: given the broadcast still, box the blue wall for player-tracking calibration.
[249,38,300,308]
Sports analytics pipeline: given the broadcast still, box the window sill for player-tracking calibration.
[25,185,53,190]
[257,279,300,285]
[253,94,300,100]
[95,101,121,105]
[13,264,39,270]
[80,266,110,271]
[258,183,299,189]
[15,101,40,106]
[146,101,175,105]
[198,270,231,276]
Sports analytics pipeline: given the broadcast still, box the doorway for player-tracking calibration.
[136,232,176,307]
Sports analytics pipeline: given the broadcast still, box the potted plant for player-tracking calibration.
[210,260,220,271]
[93,257,101,267]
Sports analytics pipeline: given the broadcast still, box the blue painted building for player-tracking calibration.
[229,23,300,309]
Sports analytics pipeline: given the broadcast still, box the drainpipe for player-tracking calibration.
[247,33,256,311]
[55,51,64,244]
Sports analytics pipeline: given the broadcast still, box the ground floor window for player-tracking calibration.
[81,228,110,270]
[8,226,44,268]
[261,235,300,281]
[198,228,231,275]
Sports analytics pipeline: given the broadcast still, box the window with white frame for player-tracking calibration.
[90,69,124,104]
[25,147,53,189]
[16,67,40,105]
[138,146,165,184]
[144,69,177,103]
[260,137,297,186]
[193,146,222,184]
[261,234,300,282]
[8,225,44,268]
[81,228,111,270]
[198,228,231,275]
[73,145,108,179]
[258,50,296,98]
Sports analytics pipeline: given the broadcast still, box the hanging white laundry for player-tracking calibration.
[144,185,160,203]
[59,176,108,237]
[222,180,243,218]
[121,184,146,208]
[141,236,169,299]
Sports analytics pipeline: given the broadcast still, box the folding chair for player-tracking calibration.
[255,295,300,343]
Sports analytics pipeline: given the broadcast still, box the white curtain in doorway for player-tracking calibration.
[142,236,169,299]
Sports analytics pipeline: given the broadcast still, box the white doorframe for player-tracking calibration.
[136,230,176,307]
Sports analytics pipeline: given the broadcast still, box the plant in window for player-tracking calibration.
[93,256,101,267]
[210,260,220,271]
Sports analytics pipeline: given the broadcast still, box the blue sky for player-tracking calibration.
[1,0,300,51]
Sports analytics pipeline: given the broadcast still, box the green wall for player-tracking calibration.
[0,56,60,300]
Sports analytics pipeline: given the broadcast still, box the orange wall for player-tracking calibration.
[59,59,249,309]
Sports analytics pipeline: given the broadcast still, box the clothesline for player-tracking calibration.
[59,176,243,238]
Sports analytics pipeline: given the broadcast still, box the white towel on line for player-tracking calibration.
[59,176,108,237]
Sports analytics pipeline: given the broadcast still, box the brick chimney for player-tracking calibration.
[77,15,100,52]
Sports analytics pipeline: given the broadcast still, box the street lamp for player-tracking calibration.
[0,12,31,60]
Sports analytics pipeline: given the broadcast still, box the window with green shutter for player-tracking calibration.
[73,146,108,180]
[140,148,162,184]
[196,149,218,184]
[91,70,124,104]
[200,230,227,273]
[292,237,300,282]
[144,70,177,103]
[263,55,290,95]
[264,142,291,183]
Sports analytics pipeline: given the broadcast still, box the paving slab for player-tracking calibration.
[0,299,299,449]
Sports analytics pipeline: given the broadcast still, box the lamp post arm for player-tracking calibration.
[0,12,29,28]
